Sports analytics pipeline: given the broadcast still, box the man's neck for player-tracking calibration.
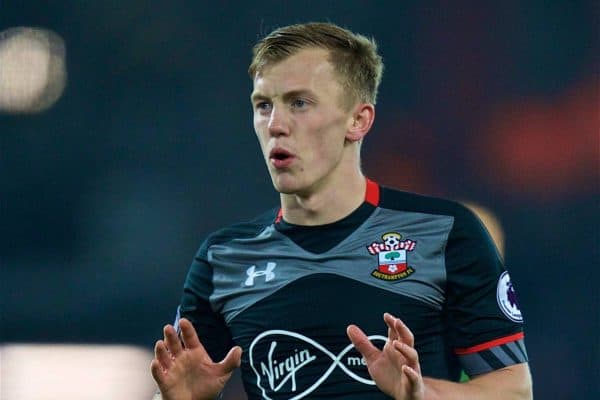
[280,173,367,226]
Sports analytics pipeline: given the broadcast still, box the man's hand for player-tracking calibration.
[347,313,424,400]
[150,318,242,400]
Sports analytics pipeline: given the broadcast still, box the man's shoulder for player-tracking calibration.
[379,185,501,255]
[379,185,472,220]
[201,206,279,250]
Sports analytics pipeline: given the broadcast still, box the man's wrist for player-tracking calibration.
[421,377,439,400]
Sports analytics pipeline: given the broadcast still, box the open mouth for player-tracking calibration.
[269,148,294,168]
[272,152,290,160]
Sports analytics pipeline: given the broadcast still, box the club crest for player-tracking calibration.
[367,232,417,281]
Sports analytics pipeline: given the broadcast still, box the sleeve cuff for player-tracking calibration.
[455,333,528,376]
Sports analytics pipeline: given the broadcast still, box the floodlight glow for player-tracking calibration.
[0,27,67,114]
[463,202,505,256]
[0,344,157,400]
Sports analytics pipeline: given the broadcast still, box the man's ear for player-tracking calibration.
[346,103,375,142]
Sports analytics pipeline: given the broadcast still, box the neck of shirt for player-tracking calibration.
[274,179,380,253]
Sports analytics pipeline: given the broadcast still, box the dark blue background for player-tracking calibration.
[1,1,598,398]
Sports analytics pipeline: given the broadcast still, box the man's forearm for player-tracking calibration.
[422,363,532,400]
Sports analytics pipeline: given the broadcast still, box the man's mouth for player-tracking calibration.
[269,148,294,168]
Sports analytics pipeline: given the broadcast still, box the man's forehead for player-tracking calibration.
[258,47,332,72]
[251,49,337,98]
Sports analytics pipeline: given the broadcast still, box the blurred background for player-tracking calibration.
[1,1,597,399]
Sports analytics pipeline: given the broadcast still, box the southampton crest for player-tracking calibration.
[367,232,417,281]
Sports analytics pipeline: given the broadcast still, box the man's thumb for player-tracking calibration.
[219,346,242,373]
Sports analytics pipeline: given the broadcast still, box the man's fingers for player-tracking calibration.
[394,318,414,347]
[218,346,243,374]
[393,340,420,372]
[384,312,414,346]
[178,318,203,350]
[383,313,399,341]
[154,340,174,369]
[347,324,381,362]
[150,358,167,385]
[402,365,424,397]
[164,324,183,357]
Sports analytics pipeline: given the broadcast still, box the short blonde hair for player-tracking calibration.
[249,22,384,108]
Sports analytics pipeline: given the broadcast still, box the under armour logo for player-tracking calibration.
[244,262,276,286]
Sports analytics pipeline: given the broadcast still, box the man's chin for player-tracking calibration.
[271,177,300,195]
[273,184,297,195]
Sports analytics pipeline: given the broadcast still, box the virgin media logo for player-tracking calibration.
[248,329,386,399]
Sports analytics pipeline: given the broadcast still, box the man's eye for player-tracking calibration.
[256,102,271,111]
[291,99,307,108]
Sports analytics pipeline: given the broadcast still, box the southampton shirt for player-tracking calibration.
[175,179,528,399]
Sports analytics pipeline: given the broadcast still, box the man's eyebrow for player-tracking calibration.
[250,92,269,103]
[251,89,317,103]
[281,89,316,102]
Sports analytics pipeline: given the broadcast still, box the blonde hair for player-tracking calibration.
[249,22,384,108]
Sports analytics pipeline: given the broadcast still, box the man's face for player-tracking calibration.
[251,48,354,196]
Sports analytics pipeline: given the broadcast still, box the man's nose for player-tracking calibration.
[267,106,290,137]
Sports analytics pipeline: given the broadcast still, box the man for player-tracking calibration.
[150,22,532,400]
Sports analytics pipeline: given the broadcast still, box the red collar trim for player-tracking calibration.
[274,178,380,223]
[275,207,283,223]
[365,178,380,206]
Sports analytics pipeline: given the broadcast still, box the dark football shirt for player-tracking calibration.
[175,180,527,399]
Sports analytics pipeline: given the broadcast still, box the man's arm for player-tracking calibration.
[348,314,532,400]
[423,363,532,400]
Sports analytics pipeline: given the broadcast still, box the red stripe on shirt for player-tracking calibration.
[365,178,380,206]
[454,332,524,355]
[275,208,283,223]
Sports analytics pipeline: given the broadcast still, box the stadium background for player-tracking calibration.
[1,1,597,399]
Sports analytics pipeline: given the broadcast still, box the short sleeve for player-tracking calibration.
[175,242,233,362]
[445,206,528,376]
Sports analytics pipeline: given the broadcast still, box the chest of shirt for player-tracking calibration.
[207,209,455,323]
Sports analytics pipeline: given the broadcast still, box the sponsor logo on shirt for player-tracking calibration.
[496,271,523,322]
[249,330,386,399]
[367,232,417,281]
